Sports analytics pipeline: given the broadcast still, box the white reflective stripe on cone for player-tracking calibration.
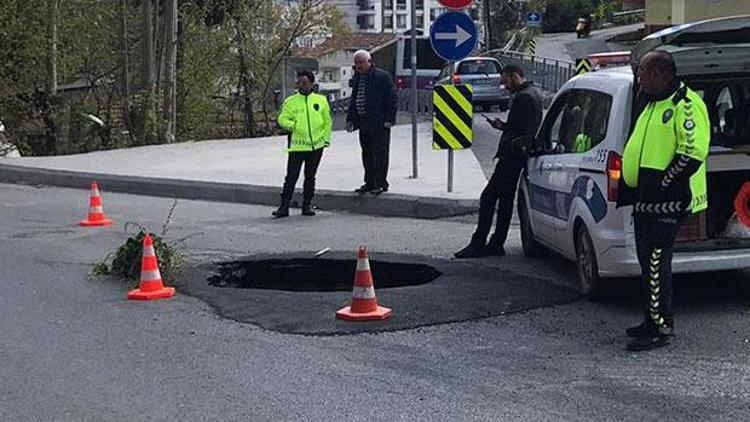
[141,269,162,282]
[93,187,100,196]
[143,245,155,257]
[356,258,370,272]
[352,285,376,299]
[89,206,104,213]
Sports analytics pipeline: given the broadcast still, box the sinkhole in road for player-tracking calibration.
[207,258,442,292]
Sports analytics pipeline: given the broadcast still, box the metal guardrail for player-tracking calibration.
[611,8,645,24]
[331,50,574,115]
[490,50,575,94]
[330,91,435,115]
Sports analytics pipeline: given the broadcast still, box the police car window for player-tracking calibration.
[538,92,570,152]
[561,90,613,154]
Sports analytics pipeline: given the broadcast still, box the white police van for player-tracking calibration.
[517,16,750,296]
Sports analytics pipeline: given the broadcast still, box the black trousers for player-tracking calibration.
[359,127,390,189]
[633,213,686,329]
[471,159,524,247]
[280,149,324,205]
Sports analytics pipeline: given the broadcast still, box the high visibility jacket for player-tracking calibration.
[622,84,710,213]
[572,133,592,153]
[278,92,332,152]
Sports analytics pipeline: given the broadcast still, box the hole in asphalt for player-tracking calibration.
[207,258,442,292]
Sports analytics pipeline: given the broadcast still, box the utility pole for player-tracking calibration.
[410,0,418,178]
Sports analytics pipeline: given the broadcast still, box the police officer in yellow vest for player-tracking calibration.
[273,70,332,218]
[619,51,710,351]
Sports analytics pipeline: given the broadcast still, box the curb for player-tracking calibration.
[0,163,478,219]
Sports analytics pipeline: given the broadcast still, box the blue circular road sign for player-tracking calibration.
[429,12,478,62]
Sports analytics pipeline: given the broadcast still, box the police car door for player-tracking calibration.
[525,91,573,244]
[547,89,613,249]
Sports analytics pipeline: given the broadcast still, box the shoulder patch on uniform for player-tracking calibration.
[672,85,688,105]
[662,109,674,124]
[684,119,695,131]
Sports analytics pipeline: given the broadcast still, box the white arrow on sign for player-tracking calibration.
[434,24,472,48]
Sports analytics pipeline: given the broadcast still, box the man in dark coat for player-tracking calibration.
[346,49,398,195]
[455,65,543,258]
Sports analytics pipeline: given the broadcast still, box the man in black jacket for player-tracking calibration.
[346,50,398,195]
[455,65,543,258]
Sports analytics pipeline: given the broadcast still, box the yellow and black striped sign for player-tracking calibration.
[528,38,537,56]
[575,58,592,76]
[432,84,473,150]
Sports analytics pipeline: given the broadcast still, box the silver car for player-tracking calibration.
[435,57,510,111]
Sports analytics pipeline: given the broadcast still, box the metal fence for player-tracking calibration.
[490,50,575,94]
[330,51,575,115]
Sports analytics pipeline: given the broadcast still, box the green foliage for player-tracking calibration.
[0,0,347,155]
[93,200,184,285]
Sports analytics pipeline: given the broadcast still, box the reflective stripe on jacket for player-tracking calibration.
[622,84,710,213]
[277,92,332,152]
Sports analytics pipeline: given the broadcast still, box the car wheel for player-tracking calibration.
[575,224,603,299]
[519,194,544,258]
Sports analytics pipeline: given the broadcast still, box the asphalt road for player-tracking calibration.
[2,183,750,421]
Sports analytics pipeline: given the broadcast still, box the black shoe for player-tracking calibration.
[454,243,487,259]
[626,324,674,351]
[301,203,316,216]
[369,186,387,195]
[355,184,374,194]
[272,204,289,218]
[486,246,506,257]
[625,320,653,338]
[485,237,506,256]
[626,333,673,351]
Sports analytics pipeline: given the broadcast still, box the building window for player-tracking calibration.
[416,0,424,10]
[416,15,424,28]
[396,0,406,11]
[397,14,407,28]
[357,0,375,10]
[470,7,479,20]
[384,15,393,29]
[384,0,393,9]
[356,14,375,29]
[430,8,445,20]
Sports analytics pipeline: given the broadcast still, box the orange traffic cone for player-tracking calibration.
[79,181,114,227]
[336,245,392,321]
[128,233,176,300]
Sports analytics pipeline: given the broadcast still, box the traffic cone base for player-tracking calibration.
[127,233,176,301]
[128,286,175,300]
[79,182,113,227]
[336,305,392,321]
[336,245,392,322]
[79,218,114,227]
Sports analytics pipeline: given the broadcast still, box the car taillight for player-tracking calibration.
[606,151,622,202]
[396,77,405,89]
[452,74,462,84]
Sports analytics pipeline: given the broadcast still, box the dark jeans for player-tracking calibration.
[471,158,524,247]
[359,127,390,189]
[280,149,324,205]
[634,213,686,329]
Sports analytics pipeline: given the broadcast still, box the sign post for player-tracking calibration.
[430,9,477,193]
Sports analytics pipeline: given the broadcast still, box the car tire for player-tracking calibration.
[519,194,544,258]
[574,224,603,300]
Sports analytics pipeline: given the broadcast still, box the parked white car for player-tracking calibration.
[517,16,750,296]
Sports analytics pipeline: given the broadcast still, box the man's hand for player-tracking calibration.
[489,118,504,130]
[346,122,354,132]
[384,122,393,129]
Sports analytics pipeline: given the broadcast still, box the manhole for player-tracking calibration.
[208,258,442,292]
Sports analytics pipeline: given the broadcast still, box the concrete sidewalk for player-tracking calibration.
[0,123,487,218]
